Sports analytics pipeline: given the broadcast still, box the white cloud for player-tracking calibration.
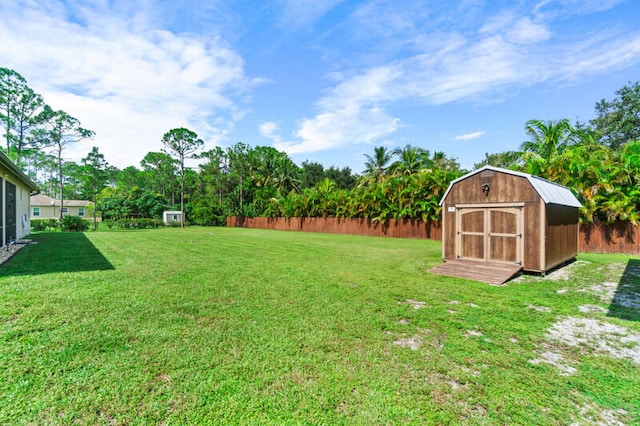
[273,65,401,154]
[278,1,640,156]
[534,0,625,17]
[259,121,290,149]
[0,0,252,168]
[455,131,485,141]
[259,121,281,139]
[278,0,346,29]
[286,105,399,154]
[557,33,640,80]
[506,17,551,44]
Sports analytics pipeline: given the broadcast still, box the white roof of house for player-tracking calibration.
[440,165,582,208]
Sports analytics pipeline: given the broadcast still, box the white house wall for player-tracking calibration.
[0,177,31,245]
[15,181,30,239]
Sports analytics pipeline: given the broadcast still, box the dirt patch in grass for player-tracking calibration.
[569,391,629,426]
[527,304,551,313]
[578,304,607,314]
[464,329,482,337]
[529,351,577,376]
[547,317,640,363]
[545,260,591,281]
[400,299,427,309]
[580,281,619,302]
[393,334,424,350]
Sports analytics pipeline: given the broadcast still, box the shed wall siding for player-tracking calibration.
[545,204,580,270]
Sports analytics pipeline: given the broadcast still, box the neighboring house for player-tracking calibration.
[30,194,97,221]
[0,151,39,246]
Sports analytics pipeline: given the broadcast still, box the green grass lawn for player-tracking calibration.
[1,227,639,424]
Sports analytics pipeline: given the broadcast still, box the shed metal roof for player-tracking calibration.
[439,165,582,208]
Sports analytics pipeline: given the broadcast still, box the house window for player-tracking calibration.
[78,207,85,217]
[33,207,40,217]
[61,207,68,214]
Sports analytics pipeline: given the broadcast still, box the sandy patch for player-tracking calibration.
[578,304,607,314]
[579,277,640,310]
[400,299,427,309]
[580,281,618,302]
[569,392,628,426]
[545,260,591,281]
[547,317,640,363]
[393,335,423,350]
[527,304,551,313]
[529,351,577,376]
[393,329,433,350]
[612,291,640,310]
[425,373,469,392]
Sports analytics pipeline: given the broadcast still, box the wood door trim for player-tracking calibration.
[456,205,523,264]
[455,203,524,209]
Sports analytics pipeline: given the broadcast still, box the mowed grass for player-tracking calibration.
[0,228,638,424]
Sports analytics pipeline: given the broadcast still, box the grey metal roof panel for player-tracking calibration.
[528,175,582,208]
[439,165,582,208]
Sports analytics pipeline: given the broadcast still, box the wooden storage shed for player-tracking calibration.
[433,166,581,284]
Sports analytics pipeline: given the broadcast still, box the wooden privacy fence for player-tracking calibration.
[580,222,640,255]
[227,217,640,255]
[227,217,442,240]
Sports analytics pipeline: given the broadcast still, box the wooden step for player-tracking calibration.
[430,259,522,285]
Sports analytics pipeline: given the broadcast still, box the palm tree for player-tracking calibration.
[271,156,301,195]
[363,146,394,182]
[521,119,575,159]
[389,144,426,175]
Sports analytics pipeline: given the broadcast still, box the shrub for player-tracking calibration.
[31,219,47,232]
[115,218,163,229]
[61,215,90,232]
[31,218,60,231]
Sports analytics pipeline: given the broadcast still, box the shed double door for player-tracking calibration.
[455,205,523,264]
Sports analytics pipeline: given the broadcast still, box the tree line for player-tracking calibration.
[2,66,639,226]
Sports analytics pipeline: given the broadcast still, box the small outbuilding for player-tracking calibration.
[163,210,183,225]
[433,166,581,284]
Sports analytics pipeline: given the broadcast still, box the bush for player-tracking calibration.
[115,218,163,229]
[31,218,60,231]
[61,215,90,232]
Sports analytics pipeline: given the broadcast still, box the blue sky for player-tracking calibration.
[1,0,639,173]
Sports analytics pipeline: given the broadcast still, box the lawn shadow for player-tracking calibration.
[606,259,640,322]
[0,232,114,276]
